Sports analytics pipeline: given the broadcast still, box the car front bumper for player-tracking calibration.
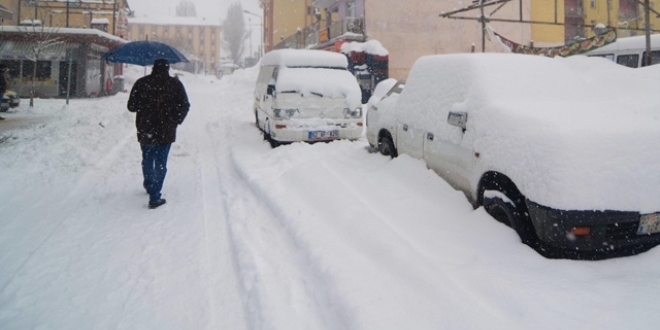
[527,200,660,256]
[270,120,363,143]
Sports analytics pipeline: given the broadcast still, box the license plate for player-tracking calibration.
[637,213,660,235]
[308,130,339,140]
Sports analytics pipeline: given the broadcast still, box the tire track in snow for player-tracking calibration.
[194,119,248,330]
[201,115,348,328]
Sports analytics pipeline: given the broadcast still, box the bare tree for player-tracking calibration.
[222,2,249,66]
[176,0,197,17]
[17,23,62,107]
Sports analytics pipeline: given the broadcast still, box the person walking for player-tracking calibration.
[127,59,190,209]
[0,64,8,121]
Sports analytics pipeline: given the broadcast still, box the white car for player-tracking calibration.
[366,53,660,259]
[1,90,20,112]
[365,79,404,155]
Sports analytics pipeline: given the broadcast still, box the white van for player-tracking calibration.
[585,33,660,68]
[253,49,363,147]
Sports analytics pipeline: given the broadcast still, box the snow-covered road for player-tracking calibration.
[1,66,659,329]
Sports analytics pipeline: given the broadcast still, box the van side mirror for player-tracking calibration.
[447,111,468,132]
[267,85,275,96]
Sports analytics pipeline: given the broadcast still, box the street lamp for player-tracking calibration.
[243,9,263,59]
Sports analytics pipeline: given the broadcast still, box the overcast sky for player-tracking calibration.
[128,0,261,23]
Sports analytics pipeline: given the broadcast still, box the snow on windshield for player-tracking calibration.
[276,67,362,109]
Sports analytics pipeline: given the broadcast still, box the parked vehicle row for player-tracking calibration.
[253,49,660,259]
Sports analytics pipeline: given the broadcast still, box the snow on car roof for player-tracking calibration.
[399,53,660,212]
[261,49,348,69]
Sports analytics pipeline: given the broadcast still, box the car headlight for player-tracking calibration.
[273,108,299,119]
[344,107,362,118]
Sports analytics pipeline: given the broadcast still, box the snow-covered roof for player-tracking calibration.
[340,40,389,56]
[261,49,348,68]
[91,18,110,25]
[128,15,221,26]
[0,26,126,44]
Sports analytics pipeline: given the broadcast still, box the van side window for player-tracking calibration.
[272,67,279,80]
[641,51,660,67]
[616,54,639,68]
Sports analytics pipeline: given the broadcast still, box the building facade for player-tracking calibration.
[126,16,221,74]
[261,0,328,52]
[262,0,660,80]
[0,26,125,98]
[0,0,130,37]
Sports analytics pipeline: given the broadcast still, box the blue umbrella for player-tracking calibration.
[101,40,189,66]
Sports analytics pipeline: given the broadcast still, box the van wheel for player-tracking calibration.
[263,119,280,148]
[378,136,397,158]
[255,109,260,129]
[483,191,537,247]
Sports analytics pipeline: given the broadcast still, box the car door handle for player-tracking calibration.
[427,133,434,141]
[402,124,409,131]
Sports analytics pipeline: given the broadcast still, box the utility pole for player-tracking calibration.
[644,0,651,65]
[66,0,70,27]
[112,0,117,35]
[480,0,485,52]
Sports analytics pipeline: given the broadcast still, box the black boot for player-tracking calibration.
[148,198,167,209]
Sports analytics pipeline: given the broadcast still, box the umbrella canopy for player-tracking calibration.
[101,40,189,66]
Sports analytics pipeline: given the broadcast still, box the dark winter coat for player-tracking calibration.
[0,69,7,95]
[127,68,190,144]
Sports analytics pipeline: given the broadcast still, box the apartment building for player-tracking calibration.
[262,0,330,52]
[127,16,221,74]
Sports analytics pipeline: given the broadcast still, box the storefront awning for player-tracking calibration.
[0,40,67,61]
[0,5,12,20]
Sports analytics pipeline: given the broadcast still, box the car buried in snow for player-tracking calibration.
[253,49,364,148]
[1,90,20,112]
[366,52,660,259]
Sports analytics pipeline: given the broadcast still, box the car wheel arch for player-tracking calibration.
[477,171,524,207]
[377,129,397,157]
[478,171,540,247]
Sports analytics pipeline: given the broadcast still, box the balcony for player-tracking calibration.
[274,17,365,50]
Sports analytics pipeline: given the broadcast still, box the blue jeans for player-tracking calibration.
[140,144,172,203]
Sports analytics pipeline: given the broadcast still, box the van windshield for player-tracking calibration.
[276,67,362,108]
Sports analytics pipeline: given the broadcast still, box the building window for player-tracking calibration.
[22,61,52,81]
[590,0,595,8]
[347,0,356,18]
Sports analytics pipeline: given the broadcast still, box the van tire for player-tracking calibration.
[263,119,280,148]
[378,135,397,158]
[255,109,259,129]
